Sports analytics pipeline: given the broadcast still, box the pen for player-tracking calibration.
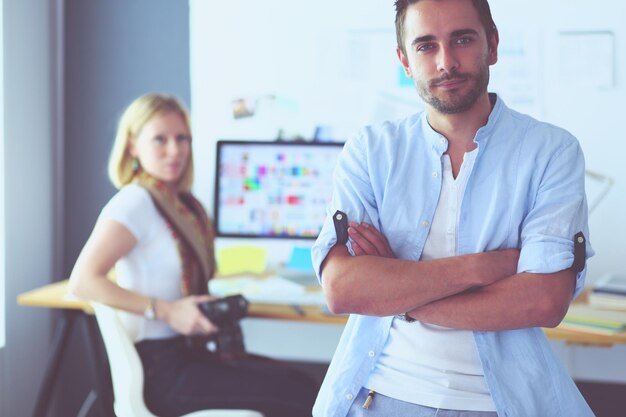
[291,304,305,316]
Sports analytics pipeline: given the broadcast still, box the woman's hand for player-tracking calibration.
[348,222,395,258]
[157,295,220,336]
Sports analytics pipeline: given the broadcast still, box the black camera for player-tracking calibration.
[197,294,249,360]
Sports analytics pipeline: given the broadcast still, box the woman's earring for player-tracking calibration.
[132,158,139,173]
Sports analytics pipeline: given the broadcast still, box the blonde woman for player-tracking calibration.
[69,93,316,417]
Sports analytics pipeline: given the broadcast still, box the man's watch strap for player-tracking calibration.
[398,312,416,323]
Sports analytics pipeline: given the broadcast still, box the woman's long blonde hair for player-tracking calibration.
[108,93,194,190]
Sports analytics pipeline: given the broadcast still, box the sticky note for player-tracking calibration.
[287,246,313,272]
[216,245,267,275]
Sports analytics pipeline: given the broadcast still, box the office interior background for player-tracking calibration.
[1,0,625,416]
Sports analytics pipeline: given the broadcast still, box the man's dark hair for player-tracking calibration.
[394,0,497,54]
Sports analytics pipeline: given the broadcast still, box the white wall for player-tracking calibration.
[457,0,626,383]
[0,0,5,354]
[190,0,403,265]
[190,0,626,382]
[190,0,397,210]
[191,0,625,279]
[0,0,61,416]
[488,0,626,285]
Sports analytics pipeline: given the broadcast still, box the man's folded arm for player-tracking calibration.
[405,268,576,330]
[320,244,519,316]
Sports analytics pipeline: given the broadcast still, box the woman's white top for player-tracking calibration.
[366,150,497,412]
[99,184,183,341]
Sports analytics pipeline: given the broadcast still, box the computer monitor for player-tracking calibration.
[214,140,344,239]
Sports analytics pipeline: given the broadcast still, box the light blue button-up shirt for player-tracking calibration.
[311,95,594,417]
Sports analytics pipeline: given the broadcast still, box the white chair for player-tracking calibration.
[91,302,264,417]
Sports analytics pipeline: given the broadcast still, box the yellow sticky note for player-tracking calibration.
[216,245,267,275]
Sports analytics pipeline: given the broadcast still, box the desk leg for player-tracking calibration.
[31,310,76,417]
[80,315,113,417]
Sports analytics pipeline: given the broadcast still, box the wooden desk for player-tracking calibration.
[18,279,94,312]
[544,290,626,347]
[18,280,626,347]
[543,325,626,346]
[17,279,346,324]
[17,278,346,417]
[18,280,626,417]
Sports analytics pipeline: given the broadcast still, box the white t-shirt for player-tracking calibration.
[366,150,496,412]
[99,184,184,341]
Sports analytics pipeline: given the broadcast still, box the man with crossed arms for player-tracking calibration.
[311,0,594,416]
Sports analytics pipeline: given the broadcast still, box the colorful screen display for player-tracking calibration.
[214,140,344,239]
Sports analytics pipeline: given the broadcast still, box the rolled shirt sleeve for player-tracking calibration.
[311,131,378,282]
[517,136,594,297]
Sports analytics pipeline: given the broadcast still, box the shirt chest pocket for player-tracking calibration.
[383,228,424,261]
[459,186,524,252]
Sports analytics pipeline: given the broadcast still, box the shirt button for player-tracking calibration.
[432,171,438,178]
[421,220,429,228]
[368,350,375,357]
[346,393,353,400]
[440,137,446,144]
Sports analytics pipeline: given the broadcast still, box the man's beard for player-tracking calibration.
[416,64,490,114]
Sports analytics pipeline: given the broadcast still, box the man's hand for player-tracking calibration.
[348,222,395,258]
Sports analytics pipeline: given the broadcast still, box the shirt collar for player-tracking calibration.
[474,93,504,146]
[420,113,449,156]
[419,93,505,154]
